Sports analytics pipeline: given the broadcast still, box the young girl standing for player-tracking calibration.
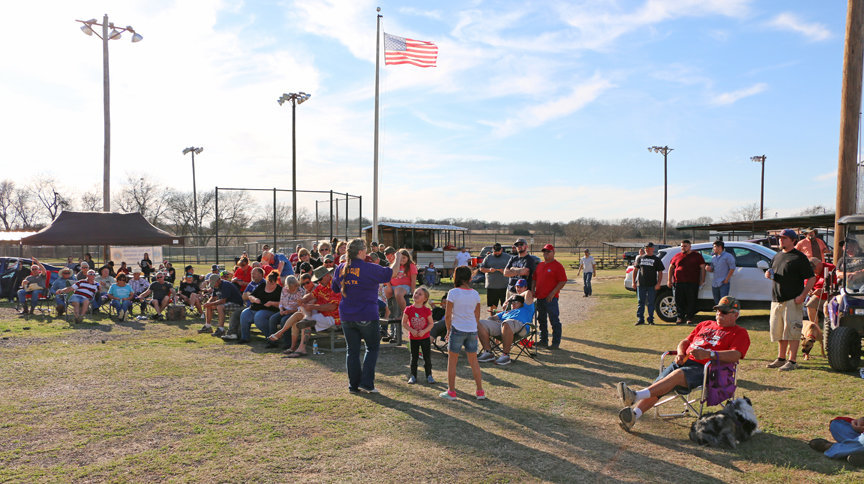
[440,266,486,400]
[403,286,435,384]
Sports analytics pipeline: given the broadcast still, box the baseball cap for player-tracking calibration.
[211,264,219,271]
[713,296,740,313]
[513,238,528,246]
[493,243,502,250]
[515,279,528,287]
[541,244,555,252]
[384,247,397,255]
[207,273,220,287]
[779,229,798,241]
[644,242,655,248]
[323,254,335,262]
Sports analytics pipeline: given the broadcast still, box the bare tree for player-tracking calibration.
[33,177,71,221]
[115,174,172,224]
[79,189,102,211]
[0,180,17,230]
[214,190,254,245]
[797,205,830,216]
[722,203,767,222]
[11,186,36,229]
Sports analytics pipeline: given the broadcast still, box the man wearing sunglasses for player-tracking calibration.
[615,296,750,432]
[479,243,511,310]
[503,238,537,293]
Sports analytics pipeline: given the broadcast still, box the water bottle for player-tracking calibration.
[312,340,321,355]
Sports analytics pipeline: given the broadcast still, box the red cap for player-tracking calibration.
[541,244,555,252]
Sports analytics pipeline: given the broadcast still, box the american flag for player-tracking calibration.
[384,33,437,68]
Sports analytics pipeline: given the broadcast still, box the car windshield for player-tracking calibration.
[841,228,864,292]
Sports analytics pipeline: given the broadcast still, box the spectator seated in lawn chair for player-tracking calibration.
[615,297,750,432]
[92,266,115,312]
[280,265,341,358]
[198,272,244,337]
[136,272,174,321]
[178,273,204,316]
[17,258,47,315]
[56,270,100,323]
[50,267,77,316]
[107,273,136,321]
[265,275,306,348]
[116,261,131,276]
[476,291,535,366]
[75,262,90,282]
[129,269,150,314]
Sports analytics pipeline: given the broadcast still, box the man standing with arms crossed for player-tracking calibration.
[576,249,596,297]
[534,244,568,349]
[706,240,736,305]
[765,229,815,371]
[504,238,537,293]
[479,243,511,310]
[667,240,706,325]
[633,242,664,326]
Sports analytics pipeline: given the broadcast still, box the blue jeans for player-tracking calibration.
[342,320,381,391]
[636,286,656,323]
[110,299,133,312]
[17,289,42,310]
[712,283,730,305]
[536,298,561,346]
[240,308,258,340]
[825,419,864,458]
[583,272,593,296]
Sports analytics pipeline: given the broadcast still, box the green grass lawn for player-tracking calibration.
[1,273,862,482]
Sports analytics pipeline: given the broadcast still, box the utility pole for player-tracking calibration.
[836,0,864,242]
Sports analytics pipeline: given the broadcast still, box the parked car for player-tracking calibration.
[624,242,776,322]
[0,258,62,301]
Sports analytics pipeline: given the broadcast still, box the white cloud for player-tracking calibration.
[768,13,831,42]
[815,170,837,182]
[483,75,614,137]
[710,83,767,105]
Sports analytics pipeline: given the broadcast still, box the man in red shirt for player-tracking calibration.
[615,296,750,432]
[534,244,568,349]
[667,239,706,325]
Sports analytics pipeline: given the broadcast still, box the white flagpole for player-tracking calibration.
[372,8,381,245]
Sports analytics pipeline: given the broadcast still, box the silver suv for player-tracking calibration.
[624,241,776,322]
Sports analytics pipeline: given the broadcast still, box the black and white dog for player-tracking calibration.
[689,397,758,449]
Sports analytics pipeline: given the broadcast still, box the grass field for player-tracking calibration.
[1,266,863,482]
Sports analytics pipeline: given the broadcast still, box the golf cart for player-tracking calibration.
[824,215,864,372]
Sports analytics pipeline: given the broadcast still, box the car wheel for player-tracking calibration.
[655,289,677,323]
[827,326,862,372]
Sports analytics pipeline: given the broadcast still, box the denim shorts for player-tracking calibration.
[393,284,411,294]
[69,295,90,305]
[657,359,705,391]
[448,328,478,353]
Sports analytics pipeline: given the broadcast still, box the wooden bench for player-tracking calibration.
[306,324,346,352]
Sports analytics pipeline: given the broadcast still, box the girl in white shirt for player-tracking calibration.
[440,266,486,400]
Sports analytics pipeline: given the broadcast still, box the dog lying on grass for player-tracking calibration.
[800,320,824,360]
[689,397,758,449]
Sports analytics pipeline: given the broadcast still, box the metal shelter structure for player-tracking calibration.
[362,222,468,250]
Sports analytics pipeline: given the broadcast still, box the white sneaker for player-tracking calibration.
[494,354,511,366]
[477,351,495,362]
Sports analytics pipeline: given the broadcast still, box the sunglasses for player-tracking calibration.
[514,243,525,247]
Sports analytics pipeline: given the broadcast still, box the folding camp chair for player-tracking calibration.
[653,351,738,419]
[484,318,538,362]
[15,270,54,315]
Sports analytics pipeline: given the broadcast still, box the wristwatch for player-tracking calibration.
[709,350,717,360]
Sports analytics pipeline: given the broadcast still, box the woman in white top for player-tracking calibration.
[440,265,486,401]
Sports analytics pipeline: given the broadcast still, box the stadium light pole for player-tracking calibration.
[648,146,673,245]
[182,147,204,238]
[750,155,766,220]
[76,15,143,214]
[278,92,311,241]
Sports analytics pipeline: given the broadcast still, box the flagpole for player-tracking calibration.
[372,7,381,246]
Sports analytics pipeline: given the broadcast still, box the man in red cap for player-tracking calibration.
[534,244,568,349]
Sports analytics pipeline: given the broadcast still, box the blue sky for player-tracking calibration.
[0,0,848,224]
